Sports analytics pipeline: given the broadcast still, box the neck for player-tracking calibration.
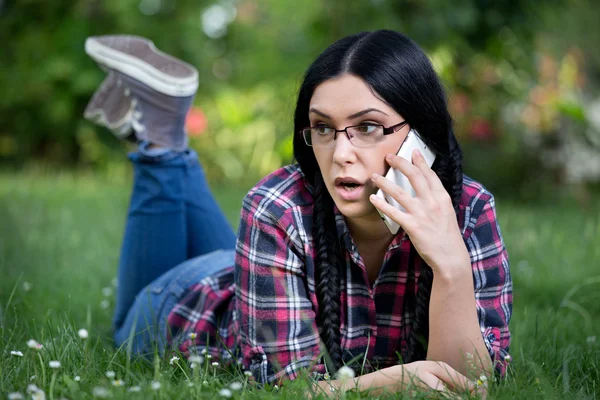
[345,212,395,246]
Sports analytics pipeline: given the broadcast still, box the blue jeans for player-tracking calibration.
[113,146,237,356]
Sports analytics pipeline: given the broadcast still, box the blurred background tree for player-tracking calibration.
[1,0,599,200]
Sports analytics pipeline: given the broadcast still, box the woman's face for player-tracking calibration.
[309,74,410,221]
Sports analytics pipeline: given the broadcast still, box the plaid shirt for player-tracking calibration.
[168,164,512,383]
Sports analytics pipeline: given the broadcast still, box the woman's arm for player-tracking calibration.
[427,193,512,378]
[369,151,512,378]
[235,183,325,384]
[313,361,475,397]
[427,264,492,376]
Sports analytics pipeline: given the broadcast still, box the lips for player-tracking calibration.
[333,176,365,201]
[334,177,363,186]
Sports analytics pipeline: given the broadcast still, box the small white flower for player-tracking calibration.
[219,388,232,398]
[27,385,40,394]
[27,385,46,400]
[8,392,24,400]
[128,386,141,392]
[169,356,180,365]
[479,374,488,382]
[31,390,46,400]
[78,329,89,340]
[101,287,113,297]
[27,339,43,350]
[504,354,512,363]
[92,386,110,398]
[150,381,161,391]
[11,350,24,357]
[587,336,597,344]
[273,384,279,391]
[23,281,33,292]
[187,381,194,387]
[244,370,253,377]
[323,373,331,380]
[30,375,36,381]
[230,381,243,391]
[100,300,110,309]
[49,360,61,369]
[211,361,219,367]
[190,363,198,369]
[336,366,355,380]
[202,380,209,385]
[200,348,207,355]
[206,354,213,359]
[74,376,81,382]
[112,379,124,387]
[188,332,197,340]
[189,355,203,364]
[105,371,116,379]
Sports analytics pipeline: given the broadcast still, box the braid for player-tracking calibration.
[403,130,463,363]
[313,171,344,371]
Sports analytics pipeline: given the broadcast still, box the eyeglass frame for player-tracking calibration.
[300,120,409,147]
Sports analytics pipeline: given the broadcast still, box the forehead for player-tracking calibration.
[309,74,396,117]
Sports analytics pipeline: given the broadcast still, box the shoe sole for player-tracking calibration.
[85,36,199,97]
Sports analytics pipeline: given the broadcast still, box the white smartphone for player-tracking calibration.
[375,129,437,234]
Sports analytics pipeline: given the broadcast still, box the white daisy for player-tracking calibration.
[26,339,43,350]
[78,329,89,339]
[151,381,161,391]
[336,366,355,380]
[49,360,61,369]
[219,388,232,398]
[92,386,110,398]
[11,350,24,357]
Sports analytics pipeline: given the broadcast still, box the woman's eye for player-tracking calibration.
[357,124,377,134]
[315,125,331,134]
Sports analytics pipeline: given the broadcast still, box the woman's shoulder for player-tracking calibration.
[241,163,314,219]
[460,174,495,211]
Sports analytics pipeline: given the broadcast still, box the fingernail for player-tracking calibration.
[413,149,421,157]
[371,173,379,180]
[386,154,393,160]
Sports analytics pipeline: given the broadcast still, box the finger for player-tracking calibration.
[385,153,431,199]
[370,172,417,213]
[412,149,446,193]
[369,193,413,230]
[432,362,476,393]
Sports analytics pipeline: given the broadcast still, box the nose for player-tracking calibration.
[332,131,357,166]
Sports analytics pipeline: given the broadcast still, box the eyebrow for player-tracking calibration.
[309,107,389,120]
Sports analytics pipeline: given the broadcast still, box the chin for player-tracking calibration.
[333,200,374,219]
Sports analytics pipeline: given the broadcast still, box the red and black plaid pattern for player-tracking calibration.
[168,164,512,383]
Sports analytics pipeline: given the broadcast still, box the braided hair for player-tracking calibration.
[293,30,464,370]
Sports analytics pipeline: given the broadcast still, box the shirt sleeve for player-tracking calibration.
[234,189,324,384]
[464,194,513,376]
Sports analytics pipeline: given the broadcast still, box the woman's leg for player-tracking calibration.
[114,247,235,357]
[83,34,238,331]
[185,154,237,258]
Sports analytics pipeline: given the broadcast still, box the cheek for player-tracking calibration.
[312,147,330,170]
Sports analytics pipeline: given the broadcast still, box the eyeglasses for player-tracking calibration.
[301,121,408,148]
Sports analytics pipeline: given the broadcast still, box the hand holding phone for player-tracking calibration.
[375,129,437,234]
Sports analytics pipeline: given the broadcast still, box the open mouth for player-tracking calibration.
[339,182,361,191]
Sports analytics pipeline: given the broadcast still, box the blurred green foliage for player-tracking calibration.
[1,0,599,197]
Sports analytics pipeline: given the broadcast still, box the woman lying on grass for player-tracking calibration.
[84,29,512,396]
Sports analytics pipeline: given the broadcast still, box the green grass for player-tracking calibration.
[1,170,599,399]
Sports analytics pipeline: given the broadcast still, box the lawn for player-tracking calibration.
[1,170,599,399]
